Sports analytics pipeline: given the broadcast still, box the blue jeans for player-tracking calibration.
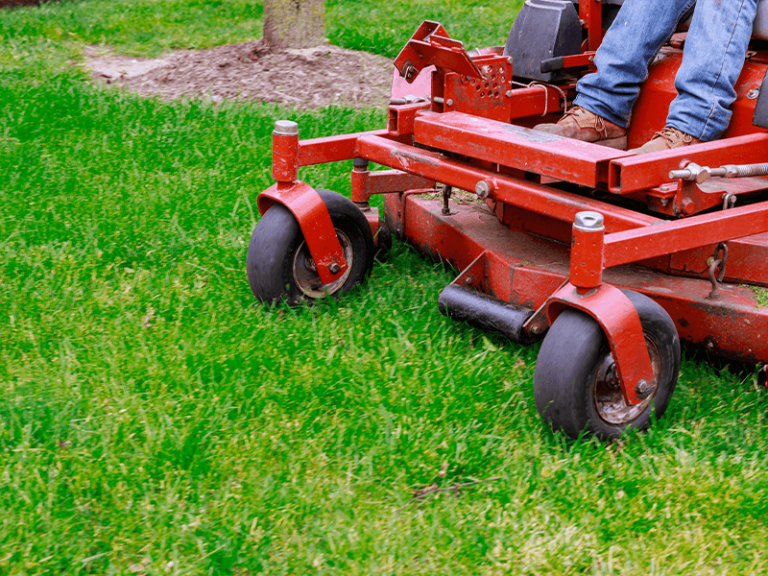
[574,0,758,141]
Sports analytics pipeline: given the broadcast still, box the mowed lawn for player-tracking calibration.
[1,1,767,574]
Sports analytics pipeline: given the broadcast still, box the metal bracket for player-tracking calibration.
[257,181,347,284]
[546,283,656,406]
[706,193,737,300]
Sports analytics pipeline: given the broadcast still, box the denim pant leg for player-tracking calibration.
[668,0,758,141]
[574,0,696,128]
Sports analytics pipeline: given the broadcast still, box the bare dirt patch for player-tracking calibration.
[1,0,52,7]
[84,40,395,110]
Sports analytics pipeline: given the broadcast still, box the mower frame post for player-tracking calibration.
[257,121,348,284]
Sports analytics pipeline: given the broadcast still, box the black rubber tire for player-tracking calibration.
[533,290,681,440]
[246,189,374,306]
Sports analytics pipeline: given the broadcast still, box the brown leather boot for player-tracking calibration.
[629,126,701,154]
[533,106,627,149]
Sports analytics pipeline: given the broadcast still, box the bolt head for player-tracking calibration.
[475,180,492,199]
[446,99,455,107]
[635,379,654,399]
[329,263,341,275]
[274,120,299,136]
[574,211,604,231]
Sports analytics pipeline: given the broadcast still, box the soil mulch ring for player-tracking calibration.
[84,40,395,110]
[0,0,56,7]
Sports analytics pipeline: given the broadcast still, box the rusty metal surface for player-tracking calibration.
[383,193,768,365]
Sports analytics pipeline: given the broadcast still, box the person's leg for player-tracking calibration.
[575,0,697,128]
[667,0,758,141]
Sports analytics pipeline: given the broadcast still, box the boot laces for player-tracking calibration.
[561,106,608,138]
[654,126,692,146]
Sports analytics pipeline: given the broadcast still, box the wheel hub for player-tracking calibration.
[292,229,353,299]
[593,337,662,425]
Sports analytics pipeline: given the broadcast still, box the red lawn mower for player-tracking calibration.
[247,0,768,439]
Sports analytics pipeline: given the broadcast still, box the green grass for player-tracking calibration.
[746,286,768,308]
[1,1,768,574]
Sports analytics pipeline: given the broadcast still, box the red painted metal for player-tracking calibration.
[351,167,434,206]
[579,0,602,53]
[382,194,768,365]
[640,175,768,218]
[413,111,633,188]
[603,202,768,268]
[297,130,388,166]
[388,102,431,136]
[272,130,300,183]
[571,219,605,290]
[394,21,481,82]
[257,17,768,386]
[257,181,347,284]
[547,283,653,406]
[628,48,766,148]
[355,133,657,232]
[608,134,768,194]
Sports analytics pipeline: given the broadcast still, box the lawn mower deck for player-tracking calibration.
[248,2,768,438]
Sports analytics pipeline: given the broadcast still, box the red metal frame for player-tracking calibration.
[257,16,768,401]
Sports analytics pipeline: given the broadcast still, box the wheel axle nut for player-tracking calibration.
[635,379,653,399]
[329,263,341,274]
[475,180,493,199]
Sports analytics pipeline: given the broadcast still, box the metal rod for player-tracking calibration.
[670,162,768,182]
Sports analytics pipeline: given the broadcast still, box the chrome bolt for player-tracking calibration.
[505,90,514,97]
[329,263,341,274]
[748,89,760,100]
[475,180,492,199]
[274,120,299,136]
[446,99,455,107]
[635,379,653,398]
[574,211,604,231]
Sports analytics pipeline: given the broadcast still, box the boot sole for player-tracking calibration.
[598,136,628,150]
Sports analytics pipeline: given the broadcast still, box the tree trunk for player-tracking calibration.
[263,0,325,49]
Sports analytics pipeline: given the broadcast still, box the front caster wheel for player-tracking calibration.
[247,189,374,305]
[533,290,681,440]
